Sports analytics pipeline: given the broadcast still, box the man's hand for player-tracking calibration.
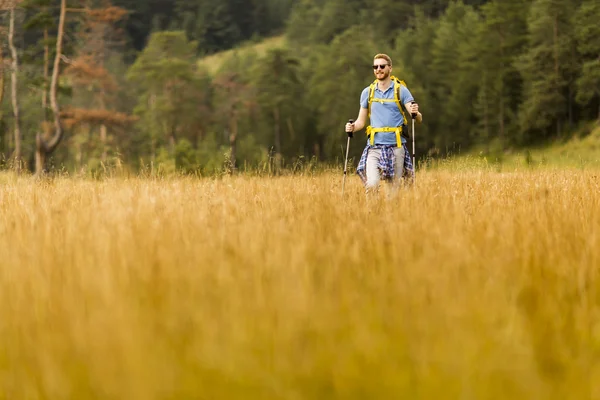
[405,101,422,123]
[345,121,355,138]
[407,102,419,116]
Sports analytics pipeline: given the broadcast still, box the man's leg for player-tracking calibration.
[390,145,406,192]
[365,148,382,193]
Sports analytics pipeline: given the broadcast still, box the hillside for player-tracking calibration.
[443,124,600,171]
[197,36,286,75]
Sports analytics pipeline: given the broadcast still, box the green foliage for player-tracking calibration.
[250,47,305,158]
[517,0,580,142]
[127,31,209,157]
[5,0,600,174]
[174,138,199,173]
[473,0,530,150]
[308,26,378,157]
[574,0,600,118]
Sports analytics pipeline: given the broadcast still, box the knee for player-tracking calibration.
[366,174,379,190]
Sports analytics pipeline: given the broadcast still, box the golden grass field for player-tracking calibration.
[1,166,600,399]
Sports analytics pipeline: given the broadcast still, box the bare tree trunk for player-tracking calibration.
[99,92,107,163]
[9,7,22,172]
[35,0,66,175]
[274,105,281,170]
[499,37,505,150]
[100,124,107,163]
[0,33,5,158]
[553,14,560,137]
[42,28,49,117]
[229,113,238,172]
[483,85,489,154]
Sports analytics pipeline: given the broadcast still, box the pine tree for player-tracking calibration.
[212,54,256,171]
[251,47,304,167]
[474,0,530,150]
[395,7,436,152]
[517,0,580,142]
[195,0,240,54]
[286,0,322,46]
[574,0,600,121]
[308,26,378,160]
[126,31,203,159]
[429,2,480,151]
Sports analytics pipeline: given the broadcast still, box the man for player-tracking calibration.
[345,53,422,193]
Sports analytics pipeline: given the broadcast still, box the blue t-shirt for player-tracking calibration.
[360,80,414,145]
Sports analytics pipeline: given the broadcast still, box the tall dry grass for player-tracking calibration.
[1,168,600,399]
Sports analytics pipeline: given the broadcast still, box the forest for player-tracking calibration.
[0,0,598,175]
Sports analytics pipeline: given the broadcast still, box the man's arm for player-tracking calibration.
[345,107,368,134]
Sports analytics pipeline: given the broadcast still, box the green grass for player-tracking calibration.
[436,124,600,171]
[197,35,286,75]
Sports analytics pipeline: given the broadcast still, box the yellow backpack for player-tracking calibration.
[366,75,410,146]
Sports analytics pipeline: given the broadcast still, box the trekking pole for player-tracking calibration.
[342,119,354,196]
[411,102,417,186]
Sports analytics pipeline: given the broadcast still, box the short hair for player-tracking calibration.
[374,53,392,66]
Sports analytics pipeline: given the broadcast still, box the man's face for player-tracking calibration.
[373,59,391,80]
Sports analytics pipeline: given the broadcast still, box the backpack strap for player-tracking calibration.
[392,76,409,123]
[366,77,410,146]
[392,76,411,140]
[367,80,377,122]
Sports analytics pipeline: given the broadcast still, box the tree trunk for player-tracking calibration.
[568,84,573,130]
[553,15,559,78]
[100,124,107,163]
[553,14,560,137]
[499,36,505,149]
[9,7,22,172]
[229,113,238,172]
[274,105,281,170]
[483,87,489,153]
[35,0,66,175]
[42,28,49,118]
[0,31,5,157]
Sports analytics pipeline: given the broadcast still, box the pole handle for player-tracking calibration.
[346,119,354,138]
[410,101,417,120]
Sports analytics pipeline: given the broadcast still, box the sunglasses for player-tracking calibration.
[372,64,389,70]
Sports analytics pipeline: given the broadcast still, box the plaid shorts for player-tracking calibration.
[356,144,414,185]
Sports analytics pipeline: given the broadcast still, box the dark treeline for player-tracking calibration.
[112,0,296,54]
[0,0,598,175]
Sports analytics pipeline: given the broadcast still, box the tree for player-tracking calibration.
[251,47,304,168]
[62,1,135,166]
[3,0,24,170]
[195,0,239,54]
[308,26,379,160]
[473,0,530,150]
[574,0,600,121]
[127,31,205,162]
[212,60,256,171]
[34,0,66,174]
[517,0,580,142]
[395,7,436,154]
[428,2,480,151]
[285,0,322,46]
[22,0,55,119]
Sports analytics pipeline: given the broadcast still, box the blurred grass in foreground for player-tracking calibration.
[1,168,600,399]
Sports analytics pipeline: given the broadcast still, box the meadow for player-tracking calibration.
[1,165,599,399]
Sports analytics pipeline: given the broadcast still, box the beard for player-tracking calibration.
[375,70,390,81]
